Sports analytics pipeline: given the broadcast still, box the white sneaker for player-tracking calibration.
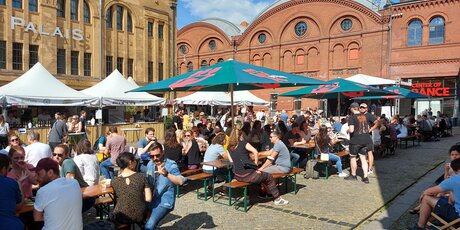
[368,169,374,175]
[274,197,289,206]
[338,172,348,177]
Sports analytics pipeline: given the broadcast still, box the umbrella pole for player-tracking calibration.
[230,84,234,125]
[337,93,341,118]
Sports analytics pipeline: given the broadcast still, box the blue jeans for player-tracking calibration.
[100,158,114,179]
[328,153,343,173]
[145,205,171,230]
[290,151,300,167]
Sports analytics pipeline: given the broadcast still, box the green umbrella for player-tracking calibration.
[352,86,428,100]
[130,59,325,120]
[280,78,397,115]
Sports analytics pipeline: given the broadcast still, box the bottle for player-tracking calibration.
[28,122,32,129]
[90,117,96,126]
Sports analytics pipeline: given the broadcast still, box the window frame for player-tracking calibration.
[158,62,163,81]
[57,49,66,74]
[148,21,153,37]
[57,0,65,18]
[12,0,22,9]
[84,53,91,76]
[158,24,164,39]
[0,41,6,69]
[407,19,423,47]
[13,43,23,70]
[29,45,39,69]
[70,0,78,20]
[116,6,123,31]
[148,61,153,82]
[127,13,133,33]
[71,51,79,75]
[106,7,113,28]
[83,1,91,23]
[29,0,38,12]
[295,21,307,37]
[117,57,123,73]
[106,56,113,76]
[128,59,134,77]
[429,16,445,45]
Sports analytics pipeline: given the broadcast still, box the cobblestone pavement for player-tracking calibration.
[84,128,459,229]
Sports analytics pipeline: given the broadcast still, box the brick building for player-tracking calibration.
[177,0,460,117]
[0,0,177,94]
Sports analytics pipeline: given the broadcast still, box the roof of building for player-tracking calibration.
[197,0,388,37]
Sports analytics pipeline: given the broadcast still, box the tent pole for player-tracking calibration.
[230,84,234,126]
[337,92,341,118]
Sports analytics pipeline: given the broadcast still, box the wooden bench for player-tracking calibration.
[397,134,419,149]
[175,168,203,198]
[223,181,251,212]
[94,195,114,220]
[271,167,305,194]
[186,173,214,201]
[315,151,348,179]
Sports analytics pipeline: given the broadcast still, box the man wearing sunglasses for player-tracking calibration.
[145,142,186,230]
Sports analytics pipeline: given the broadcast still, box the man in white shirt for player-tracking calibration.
[32,158,82,230]
[25,131,52,167]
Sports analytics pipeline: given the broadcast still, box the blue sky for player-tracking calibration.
[177,0,274,29]
[177,0,397,29]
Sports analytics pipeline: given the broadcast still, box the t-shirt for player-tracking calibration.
[74,154,99,186]
[348,113,373,145]
[61,158,89,188]
[272,140,291,169]
[229,140,255,175]
[280,113,288,124]
[203,144,226,171]
[35,178,82,230]
[79,117,86,132]
[106,135,127,165]
[439,173,460,214]
[164,145,183,163]
[25,142,52,167]
[137,138,151,161]
[0,122,9,135]
[48,120,68,143]
[0,175,23,230]
[172,115,183,130]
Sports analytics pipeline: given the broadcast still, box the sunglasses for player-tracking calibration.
[269,136,277,138]
[150,154,161,159]
[53,153,63,157]
[10,138,19,142]
[185,134,191,137]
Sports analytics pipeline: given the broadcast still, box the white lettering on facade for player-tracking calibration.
[11,16,84,41]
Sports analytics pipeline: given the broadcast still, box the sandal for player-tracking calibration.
[409,208,420,214]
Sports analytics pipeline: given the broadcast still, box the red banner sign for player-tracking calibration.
[411,82,449,97]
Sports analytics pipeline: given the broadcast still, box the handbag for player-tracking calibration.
[315,137,329,161]
[242,159,258,170]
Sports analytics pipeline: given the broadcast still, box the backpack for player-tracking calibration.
[304,159,319,179]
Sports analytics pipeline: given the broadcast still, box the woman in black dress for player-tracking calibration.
[163,128,185,171]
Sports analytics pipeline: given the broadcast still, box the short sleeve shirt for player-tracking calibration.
[172,115,183,130]
[272,140,292,169]
[61,158,88,187]
[203,144,226,171]
[0,175,23,230]
[107,135,127,165]
[439,174,460,213]
[348,113,373,145]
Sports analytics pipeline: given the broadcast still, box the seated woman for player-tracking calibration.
[4,134,26,152]
[111,152,152,225]
[163,129,184,171]
[7,146,37,200]
[203,133,229,182]
[74,139,99,186]
[183,130,201,169]
[227,127,288,206]
[393,117,408,138]
[315,124,348,178]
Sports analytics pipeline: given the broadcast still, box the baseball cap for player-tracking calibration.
[30,157,59,172]
[349,102,359,109]
[360,103,368,108]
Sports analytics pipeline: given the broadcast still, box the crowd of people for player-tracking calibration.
[0,104,456,229]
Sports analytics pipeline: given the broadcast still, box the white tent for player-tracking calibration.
[0,62,98,106]
[346,74,395,86]
[175,91,269,106]
[81,70,164,106]
[127,77,139,87]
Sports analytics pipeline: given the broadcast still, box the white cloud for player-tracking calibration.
[181,0,272,26]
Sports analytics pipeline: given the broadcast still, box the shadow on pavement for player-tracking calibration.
[160,212,217,229]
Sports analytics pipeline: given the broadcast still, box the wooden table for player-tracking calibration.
[81,184,114,199]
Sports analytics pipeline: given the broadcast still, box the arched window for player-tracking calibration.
[83,1,90,23]
[116,6,123,31]
[408,19,422,47]
[187,62,193,72]
[71,0,78,20]
[12,0,21,9]
[106,7,112,28]
[29,0,38,12]
[295,21,307,36]
[201,60,208,68]
[57,0,65,17]
[429,16,445,45]
[127,13,133,32]
[217,58,224,63]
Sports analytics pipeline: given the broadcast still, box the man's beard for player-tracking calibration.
[39,177,51,187]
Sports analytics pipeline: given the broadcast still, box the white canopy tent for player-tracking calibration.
[175,91,269,106]
[346,74,396,86]
[127,77,139,87]
[0,62,98,106]
[81,70,165,106]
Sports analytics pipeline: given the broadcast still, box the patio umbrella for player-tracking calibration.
[279,78,397,116]
[351,86,428,100]
[130,59,325,121]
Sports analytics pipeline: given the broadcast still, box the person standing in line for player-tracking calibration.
[0,115,9,149]
[0,154,24,230]
[345,102,374,184]
[32,157,82,230]
[48,112,68,150]
[100,127,126,179]
[25,130,52,167]
[358,103,378,174]
[145,142,186,230]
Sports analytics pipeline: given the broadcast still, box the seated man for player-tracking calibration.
[282,123,306,167]
[137,128,157,172]
[413,157,460,229]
